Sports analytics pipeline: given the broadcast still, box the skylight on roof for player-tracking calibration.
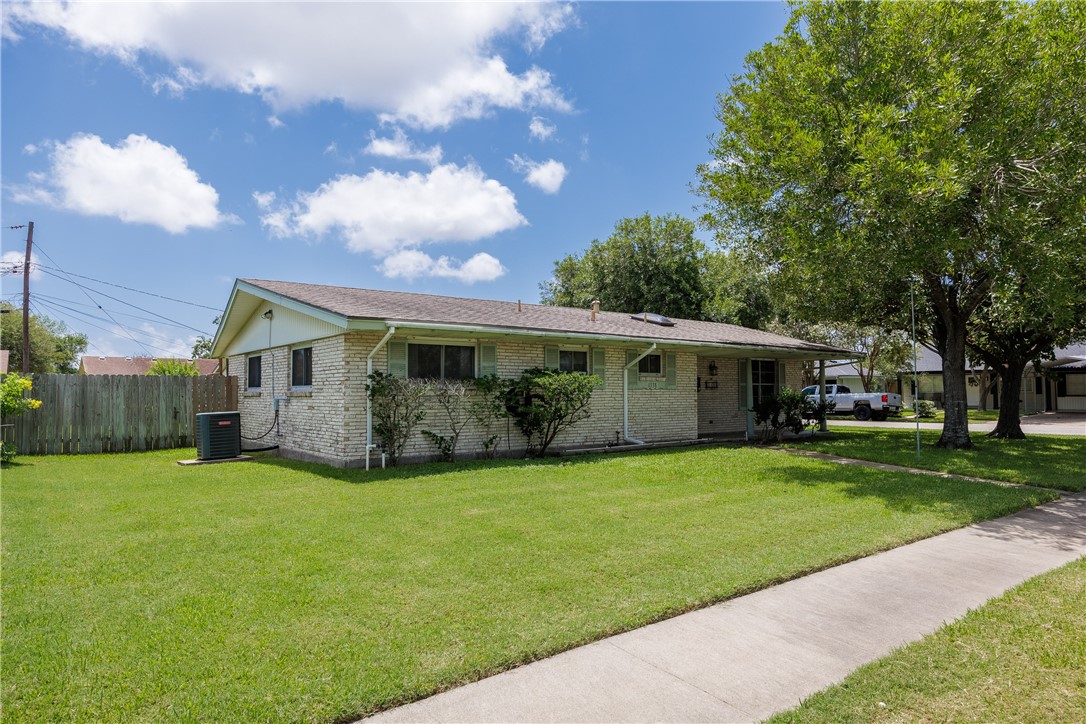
[631,312,675,327]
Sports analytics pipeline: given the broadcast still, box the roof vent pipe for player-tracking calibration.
[590,299,600,322]
[517,300,523,313]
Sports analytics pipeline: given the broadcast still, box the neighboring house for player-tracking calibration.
[891,343,1085,412]
[78,356,220,375]
[209,279,852,467]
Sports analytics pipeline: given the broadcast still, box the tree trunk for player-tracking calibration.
[976,368,991,411]
[988,360,1026,439]
[935,317,973,449]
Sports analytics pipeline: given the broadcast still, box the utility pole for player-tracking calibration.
[22,221,34,373]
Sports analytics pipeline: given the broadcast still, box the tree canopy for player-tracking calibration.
[0,303,88,373]
[540,213,708,320]
[698,0,1086,448]
[540,213,775,328]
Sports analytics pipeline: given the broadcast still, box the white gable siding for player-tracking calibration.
[222,301,345,358]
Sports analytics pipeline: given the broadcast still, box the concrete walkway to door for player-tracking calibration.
[367,493,1086,723]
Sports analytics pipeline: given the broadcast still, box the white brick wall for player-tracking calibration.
[227,333,803,467]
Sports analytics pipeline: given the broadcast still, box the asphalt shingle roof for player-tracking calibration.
[79,357,219,375]
[240,279,850,356]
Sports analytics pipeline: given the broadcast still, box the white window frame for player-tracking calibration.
[290,345,313,389]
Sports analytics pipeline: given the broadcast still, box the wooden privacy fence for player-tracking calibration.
[2,374,238,455]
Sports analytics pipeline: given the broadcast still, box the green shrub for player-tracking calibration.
[146,359,200,376]
[914,399,937,418]
[421,380,472,462]
[504,368,599,456]
[367,371,432,466]
[1,373,42,463]
[469,374,508,458]
[753,386,825,442]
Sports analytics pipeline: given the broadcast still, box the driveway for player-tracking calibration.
[831,411,1086,436]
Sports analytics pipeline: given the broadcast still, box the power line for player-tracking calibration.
[29,262,222,311]
[29,299,106,356]
[33,292,213,334]
[31,243,152,356]
[33,298,187,358]
[36,267,209,335]
[33,296,199,346]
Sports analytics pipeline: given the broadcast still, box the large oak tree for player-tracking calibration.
[698,0,1086,448]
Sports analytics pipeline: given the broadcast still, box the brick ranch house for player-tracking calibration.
[210,279,851,467]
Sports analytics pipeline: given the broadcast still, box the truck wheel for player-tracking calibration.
[854,405,872,421]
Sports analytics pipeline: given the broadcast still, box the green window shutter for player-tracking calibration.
[664,352,677,389]
[626,351,641,390]
[739,358,748,406]
[479,344,497,377]
[387,340,408,379]
[777,361,787,393]
[592,348,606,388]
[544,345,560,371]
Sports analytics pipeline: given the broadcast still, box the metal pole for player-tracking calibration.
[911,280,920,464]
[21,222,34,373]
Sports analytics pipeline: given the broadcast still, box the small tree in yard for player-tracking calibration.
[505,369,598,457]
[1,373,42,463]
[146,359,200,377]
[367,371,432,466]
[469,374,508,458]
[752,387,826,443]
[422,381,472,462]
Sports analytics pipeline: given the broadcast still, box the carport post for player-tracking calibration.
[818,359,827,432]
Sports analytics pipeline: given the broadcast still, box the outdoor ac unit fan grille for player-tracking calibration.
[196,411,241,460]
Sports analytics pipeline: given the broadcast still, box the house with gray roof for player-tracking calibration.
[210,279,851,467]
[78,356,220,376]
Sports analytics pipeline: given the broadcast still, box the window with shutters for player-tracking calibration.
[247,355,262,390]
[408,343,475,380]
[751,359,776,405]
[291,347,313,388]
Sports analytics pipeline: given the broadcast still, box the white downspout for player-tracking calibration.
[623,343,657,445]
[366,326,397,470]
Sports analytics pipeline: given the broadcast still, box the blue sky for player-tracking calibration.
[1,1,790,359]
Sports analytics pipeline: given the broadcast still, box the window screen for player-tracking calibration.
[247,355,262,389]
[291,347,313,387]
[560,350,588,373]
[638,354,662,375]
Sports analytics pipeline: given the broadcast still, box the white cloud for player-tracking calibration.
[23,143,40,155]
[378,250,506,284]
[509,155,568,194]
[5,2,575,129]
[257,163,525,265]
[1,250,42,281]
[364,128,443,167]
[266,115,285,129]
[11,133,233,233]
[529,116,557,141]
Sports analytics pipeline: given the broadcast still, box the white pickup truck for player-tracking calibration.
[801,384,902,421]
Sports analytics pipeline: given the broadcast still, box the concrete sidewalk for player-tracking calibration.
[831,411,1086,436]
[368,494,1086,723]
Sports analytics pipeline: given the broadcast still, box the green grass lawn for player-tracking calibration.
[785,427,1086,491]
[1,446,1054,722]
[770,555,1086,723]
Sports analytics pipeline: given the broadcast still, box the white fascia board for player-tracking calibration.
[382,320,854,360]
[235,280,349,328]
[211,280,350,358]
